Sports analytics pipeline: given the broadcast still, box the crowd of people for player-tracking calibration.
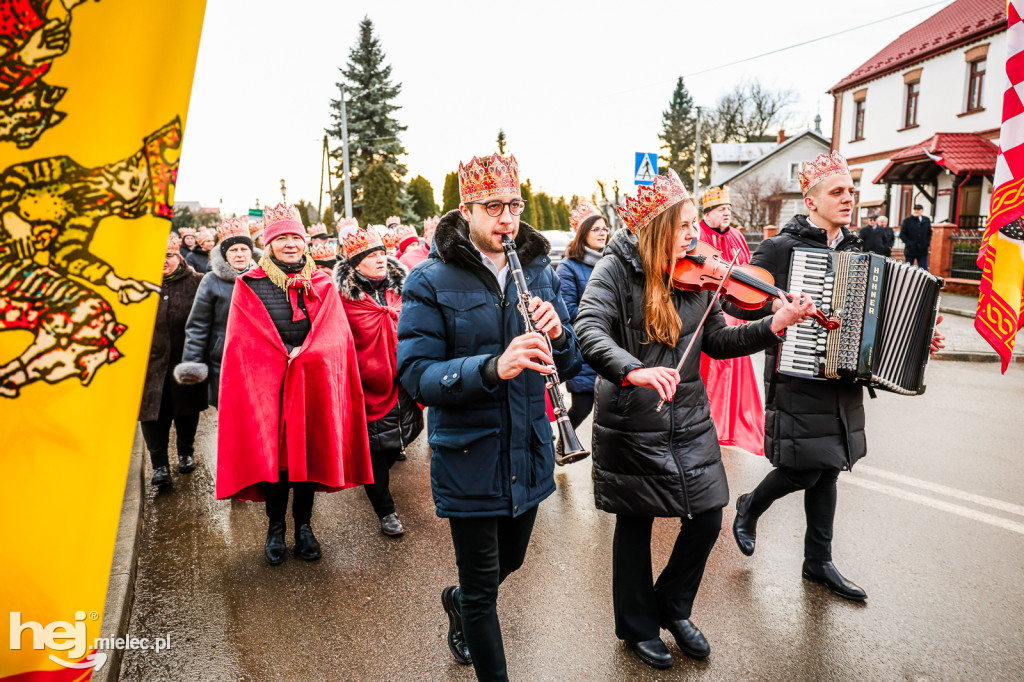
[137,149,944,680]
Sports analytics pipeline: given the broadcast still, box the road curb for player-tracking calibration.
[932,350,1024,363]
[97,426,145,682]
[939,305,976,319]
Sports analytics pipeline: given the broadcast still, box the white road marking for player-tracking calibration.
[854,464,1024,518]
[842,476,1024,536]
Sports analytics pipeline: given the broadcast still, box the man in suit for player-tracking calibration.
[900,204,932,270]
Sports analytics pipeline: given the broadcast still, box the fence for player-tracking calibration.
[948,227,985,281]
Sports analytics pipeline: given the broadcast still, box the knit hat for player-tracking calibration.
[395,223,419,251]
[217,217,254,258]
[262,203,307,244]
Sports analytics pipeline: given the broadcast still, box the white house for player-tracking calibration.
[829,0,1004,228]
[709,142,777,185]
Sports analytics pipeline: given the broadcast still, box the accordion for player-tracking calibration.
[777,248,943,395]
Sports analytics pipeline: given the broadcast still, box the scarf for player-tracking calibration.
[581,246,603,268]
[258,253,319,322]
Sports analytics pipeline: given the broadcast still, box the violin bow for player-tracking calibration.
[654,252,740,413]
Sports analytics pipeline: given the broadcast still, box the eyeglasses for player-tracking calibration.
[468,199,527,217]
[590,226,610,234]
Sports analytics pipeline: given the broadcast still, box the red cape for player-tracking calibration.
[341,288,403,420]
[698,221,766,456]
[215,267,372,501]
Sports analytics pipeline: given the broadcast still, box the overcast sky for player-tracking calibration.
[173,0,956,217]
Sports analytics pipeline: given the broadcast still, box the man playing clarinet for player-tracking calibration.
[397,152,581,681]
[726,151,944,601]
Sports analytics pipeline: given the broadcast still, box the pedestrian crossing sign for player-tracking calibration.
[635,153,658,186]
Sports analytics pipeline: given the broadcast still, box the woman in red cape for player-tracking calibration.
[698,187,766,457]
[216,203,372,565]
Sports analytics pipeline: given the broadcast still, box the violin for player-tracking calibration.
[669,239,840,331]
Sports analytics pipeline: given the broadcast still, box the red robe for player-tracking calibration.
[341,288,403,420]
[215,267,373,501]
[698,221,766,457]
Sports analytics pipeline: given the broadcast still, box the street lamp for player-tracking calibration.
[280,178,287,204]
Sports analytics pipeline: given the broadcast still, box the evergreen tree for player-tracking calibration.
[535,192,554,231]
[407,175,439,222]
[172,207,195,232]
[497,129,507,154]
[659,76,698,190]
[362,162,400,225]
[327,17,407,219]
[520,182,536,226]
[322,206,336,230]
[294,200,315,228]
[441,171,460,213]
[554,197,571,231]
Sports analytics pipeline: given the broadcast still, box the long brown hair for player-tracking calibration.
[564,214,605,262]
[636,200,688,347]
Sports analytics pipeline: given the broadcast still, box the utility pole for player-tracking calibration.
[339,83,353,219]
[693,106,702,199]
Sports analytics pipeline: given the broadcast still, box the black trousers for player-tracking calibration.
[448,506,539,682]
[363,447,397,518]
[567,390,595,430]
[139,381,199,470]
[263,470,316,526]
[612,508,723,642]
[747,466,841,562]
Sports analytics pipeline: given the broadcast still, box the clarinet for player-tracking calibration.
[501,234,589,466]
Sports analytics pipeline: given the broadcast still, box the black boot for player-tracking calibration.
[380,513,405,537]
[625,637,673,669]
[441,586,472,665]
[177,453,196,474]
[662,619,710,659]
[150,466,171,486]
[265,521,286,565]
[732,493,758,556]
[802,560,867,601]
[294,523,321,561]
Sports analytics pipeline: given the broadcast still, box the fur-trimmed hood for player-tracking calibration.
[432,209,549,270]
[209,244,257,282]
[332,255,407,302]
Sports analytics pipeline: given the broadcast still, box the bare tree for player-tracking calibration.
[731,174,789,228]
[709,80,797,143]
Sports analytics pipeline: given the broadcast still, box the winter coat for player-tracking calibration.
[176,247,251,407]
[334,255,424,455]
[858,224,894,257]
[397,210,582,519]
[184,245,210,274]
[555,255,599,394]
[215,264,372,501]
[899,215,933,256]
[575,228,782,518]
[138,259,208,421]
[724,214,867,471]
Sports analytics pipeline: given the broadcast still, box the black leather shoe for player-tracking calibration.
[663,619,710,659]
[177,454,196,474]
[265,521,286,565]
[150,466,171,486]
[733,493,757,556]
[294,523,321,561]
[441,586,472,665]
[626,637,673,669]
[380,513,405,537]
[802,560,867,601]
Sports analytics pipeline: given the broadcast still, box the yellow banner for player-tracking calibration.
[0,0,207,678]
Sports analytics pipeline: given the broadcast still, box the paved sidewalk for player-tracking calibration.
[936,292,1024,362]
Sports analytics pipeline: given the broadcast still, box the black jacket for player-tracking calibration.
[575,228,782,518]
[248,259,311,351]
[185,245,210,274]
[859,224,894,257]
[725,215,867,471]
[899,215,933,256]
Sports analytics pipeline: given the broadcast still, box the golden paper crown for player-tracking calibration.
[340,225,384,261]
[798,151,850,195]
[262,203,302,230]
[423,216,440,232]
[217,217,250,242]
[371,225,397,250]
[570,202,602,232]
[178,227,196,238]
[395,223,419,245]
[197,228,216,244]
[309,222,330,237]
[248,220,264,238]
[701,186,731,211]
[310,241,338,261]
[167,232,181,253]
[616,169,691,234]
[337,217,359,231]
[458,153,520,203]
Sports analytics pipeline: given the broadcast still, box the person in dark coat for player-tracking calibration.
[728,153,944,603]
[554,201,607,455]
[575,169,812,670]
[334,224,423,537]
[174,218,255,407]
[900,204,932,269]
[397,153,581,681]
[859,213,894,257]
[184,227,214,274]
[138,234,209,486]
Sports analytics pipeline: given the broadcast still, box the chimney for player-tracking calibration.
[776,129,787,144]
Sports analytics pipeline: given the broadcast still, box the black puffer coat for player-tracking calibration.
[724,215,867,471]
[575,228,782,518]
[138,259,208,421]
[184,245,210,274]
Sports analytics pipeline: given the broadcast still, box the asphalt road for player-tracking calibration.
[121,359,1024,681]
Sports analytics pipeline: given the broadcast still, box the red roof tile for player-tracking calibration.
[872,132,998,183]
[831,0,1005,93]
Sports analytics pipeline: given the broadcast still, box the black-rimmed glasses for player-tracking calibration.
[468,199,527,217]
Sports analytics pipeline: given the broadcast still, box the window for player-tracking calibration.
[898,185,914,222]
[967,58,986,111]
[904,81,919,128]
[854,99,866,140]
[789,162,801,182]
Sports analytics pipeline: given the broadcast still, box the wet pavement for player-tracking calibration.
[121,360,1024,681]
